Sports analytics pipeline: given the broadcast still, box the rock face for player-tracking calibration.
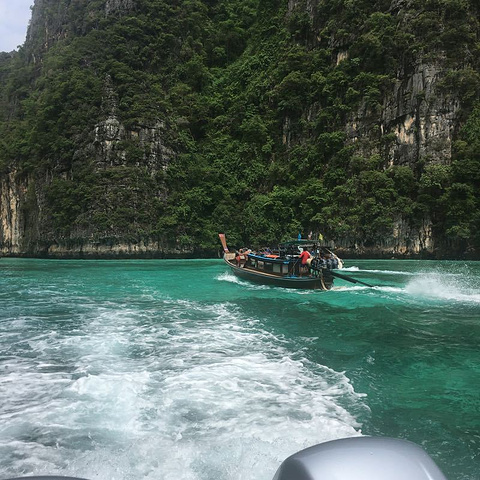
[284,0,472,258]
[0,138,174,259]
[347,61,460,168]
[333,216,434,258]
[25,0,135,61]
[0,173,26,255]
[93,117,174,172]
[338,61,460,257]
[105,0,136,16]
[0,73,174,258]
[0,0,178,258]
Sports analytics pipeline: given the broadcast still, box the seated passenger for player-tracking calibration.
[236,249,247,267]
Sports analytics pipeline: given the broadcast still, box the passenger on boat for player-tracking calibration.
[236,249,247,268]
[324,253,339,269]
[299,247,312,276]
[317,253,327,269]
[257,247,277,258]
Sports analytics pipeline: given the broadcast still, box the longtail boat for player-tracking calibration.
[218,234,344,290]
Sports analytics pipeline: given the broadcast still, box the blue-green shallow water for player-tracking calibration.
[0,258,479,480]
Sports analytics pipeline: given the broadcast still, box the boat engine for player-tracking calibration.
[273,436,447,480]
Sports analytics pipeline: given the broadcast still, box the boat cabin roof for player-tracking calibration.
[248,253,290,264]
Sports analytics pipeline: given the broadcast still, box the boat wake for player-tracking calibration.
[330,285,366,291]
[0,298,367,480]
[343,266,414,276]
[217,271,245,284]
[216,271,271,289]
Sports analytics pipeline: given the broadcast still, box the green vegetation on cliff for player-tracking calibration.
[0,0,479,256]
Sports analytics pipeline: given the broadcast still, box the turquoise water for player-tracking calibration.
[0,258,479,480]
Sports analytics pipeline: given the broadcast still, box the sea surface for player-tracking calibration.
[0,258,479,480]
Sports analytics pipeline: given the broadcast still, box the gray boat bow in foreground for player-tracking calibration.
[274,436,447,480]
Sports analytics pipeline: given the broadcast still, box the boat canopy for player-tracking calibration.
[248,253,290,264]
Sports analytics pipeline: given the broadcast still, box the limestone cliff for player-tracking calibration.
[283,0,478,258]
[347,61,460,167]
[0,173,26,255]
[26,0,136,59]
[0,0,179,258]
[341,61,460,257]
[0,0,478,258]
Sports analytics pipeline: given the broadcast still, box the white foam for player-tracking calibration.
[216,271,243,284]
[0,299,367,480]
[216,272,271,290]
[374,286,404,293]
[405,274,480,304]
[344,266,413,276]
[330,285,367,292]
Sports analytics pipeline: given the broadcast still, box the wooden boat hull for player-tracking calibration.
[224,256,334,290]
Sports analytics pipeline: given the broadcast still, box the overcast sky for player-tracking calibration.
[0,0,34,52]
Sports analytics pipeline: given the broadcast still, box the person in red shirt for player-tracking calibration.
[299,247,312,276]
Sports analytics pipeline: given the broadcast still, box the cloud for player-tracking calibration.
[0,1,34,52]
